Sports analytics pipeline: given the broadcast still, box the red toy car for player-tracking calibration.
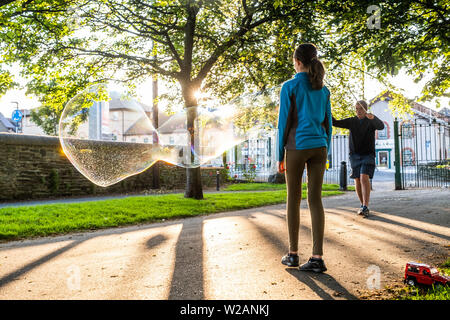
[404,262,449,287]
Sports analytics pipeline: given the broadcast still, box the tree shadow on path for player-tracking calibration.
[168,220,204,300]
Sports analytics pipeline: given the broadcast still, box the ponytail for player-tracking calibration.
[308,57,325,90]
[294,43,325,90]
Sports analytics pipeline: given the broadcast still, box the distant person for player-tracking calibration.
[277,43,332,273]
[332,101,385,217]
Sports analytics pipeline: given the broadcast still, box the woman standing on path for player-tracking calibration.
[277,43,332,273]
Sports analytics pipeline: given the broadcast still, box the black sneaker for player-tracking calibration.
[357,205,364,215]
[281,253,299,267]
[299,257,327,273]
[361,206,370,218]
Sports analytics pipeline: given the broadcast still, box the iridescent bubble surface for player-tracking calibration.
[59,83,281,187]
[59,84,161,187]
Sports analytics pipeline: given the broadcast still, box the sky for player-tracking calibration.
[0,65,447,119]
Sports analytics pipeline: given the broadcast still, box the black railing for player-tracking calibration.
[323,135,354,186]
[400,121,450,189]
[225,134,354,186]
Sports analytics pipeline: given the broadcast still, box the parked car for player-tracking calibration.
[404,262,449,287]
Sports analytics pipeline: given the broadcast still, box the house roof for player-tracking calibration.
[124,110,176,136]
[108,91,152,112]
[0,112,16,130]
[411,101,449,122]
[123,116,156,136]
[369,91,449,123]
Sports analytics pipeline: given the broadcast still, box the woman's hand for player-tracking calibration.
[277,160,286,173]
[366,113,374,120]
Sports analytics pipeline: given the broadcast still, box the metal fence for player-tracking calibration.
[400,120,450,189]
[226,134,354,186]
[324,135,354,186]
[226,163,274,183]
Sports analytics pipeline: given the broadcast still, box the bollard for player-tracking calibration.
[393,119,403,190]
[216,170,220,191]
[339,161,347,191]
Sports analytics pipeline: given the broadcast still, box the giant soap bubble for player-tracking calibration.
[59,84,162,187]
[59,83,281,187]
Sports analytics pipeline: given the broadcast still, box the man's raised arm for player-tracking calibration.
[332,116,353,129]
[366,113,385,130]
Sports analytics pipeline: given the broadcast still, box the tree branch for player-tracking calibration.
[194,11,275,85]
[63,46,180,79]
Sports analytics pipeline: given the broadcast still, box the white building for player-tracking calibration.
[370,93,449,169]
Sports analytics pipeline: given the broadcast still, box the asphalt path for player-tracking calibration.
[0,185,448,300]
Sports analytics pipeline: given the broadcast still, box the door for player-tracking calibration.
[420,268,434,285]
[378,151,389,168]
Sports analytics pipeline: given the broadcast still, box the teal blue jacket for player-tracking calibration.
[277,72,332,162]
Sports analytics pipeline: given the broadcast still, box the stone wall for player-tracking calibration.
[0,133,227,201]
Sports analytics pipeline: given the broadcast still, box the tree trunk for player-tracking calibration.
[182,81,203,199]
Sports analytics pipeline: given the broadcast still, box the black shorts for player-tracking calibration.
[349,153,376,179]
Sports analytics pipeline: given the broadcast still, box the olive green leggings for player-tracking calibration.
[285,147,327,255]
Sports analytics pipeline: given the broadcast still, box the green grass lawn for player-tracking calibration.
[224,182,355,191]
[0,188,343,241]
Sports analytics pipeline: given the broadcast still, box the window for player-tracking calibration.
[408,266,419,273]
[378,124,388,140]
[378,151,389,167]
[401,121,414,139]
[378,128,387,139]
[143,137,149,143]
[430,268,438,274]
[402,148,415,166]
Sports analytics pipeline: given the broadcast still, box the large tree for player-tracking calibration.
[322,0,449,103]
[1,0,323,199]
[1,0,448,198]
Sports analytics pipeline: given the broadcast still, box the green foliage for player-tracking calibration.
[323,0,449,103]
[242,164,257,183]
[2,1,446,130]
[0,68,14,96]
[371,89,416,120]
[441,258,450,269]
[395,284,450,300]
[48,169,60,193]
[29,104,60,136]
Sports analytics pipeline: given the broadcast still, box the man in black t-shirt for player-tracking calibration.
[332,100,385,217]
